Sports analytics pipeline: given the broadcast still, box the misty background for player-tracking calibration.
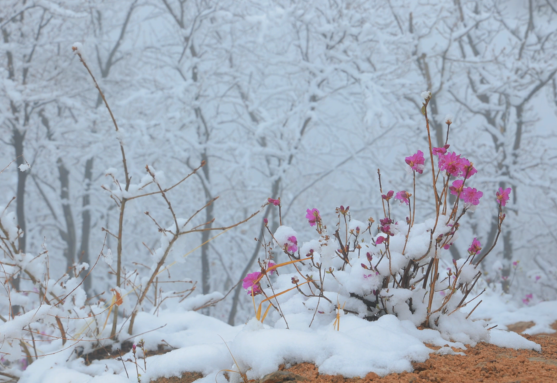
[1,0,556,325]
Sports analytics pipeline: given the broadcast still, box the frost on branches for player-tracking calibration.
[243,96,511,345]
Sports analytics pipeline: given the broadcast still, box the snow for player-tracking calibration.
[18,163,29,172]
[18,294,556,382]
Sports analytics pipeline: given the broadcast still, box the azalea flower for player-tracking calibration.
[267,261,277,275]
[394,191,410,205]
[243,271,262,295]
[449,180,464,196]
[468,238,482,255]
[287,236,298,253]
[379,217,393,226]
[461,187,483,205]
[268,198,280,206]
[438,152,462,177]
[459,158,477,179]
[405,150,425,174]
[496,187,511,206]
[432,144,450,156]
[382,190,394,200]
[306,208,320,226]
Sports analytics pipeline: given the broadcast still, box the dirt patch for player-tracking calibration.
[153,372,204,383]
[150,322,557,383]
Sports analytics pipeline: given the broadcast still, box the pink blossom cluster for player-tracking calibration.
[438,152,477,179]
[286,236,298,253]
[306,208,321,227]
[379,217,394,236]
[496,187,511,206]
[268,198,280,206]
[242,262,276,295]
[468,238,482,255]
[394,191,410,205]
[405,150,425,174]
[522,293,533,305]
[449,180,483,206]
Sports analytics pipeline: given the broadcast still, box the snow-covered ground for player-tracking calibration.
[19,295,557,383]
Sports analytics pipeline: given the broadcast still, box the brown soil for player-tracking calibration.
[152,321,557,383]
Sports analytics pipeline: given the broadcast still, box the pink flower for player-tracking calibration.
[380,224,393,235]
[468,238,482,255]
[405,150,425,174]
[267,261,276,275]
[449,180,464,196]
[496,187,511,207]
[526,293,533,300]
[443,243,452,250]
[263,218,268,225]
[268,198,280,206]
[287,236,298,253]
[432,144,450,156]
[461,187,483,205]
[306,208,321,226]
[535,276,541,281]
[382,190,394,200]
[438,152,462,177]
[394,191,410,205]
[376,236,385,245]
[512,261,519,267]
[380,217,393,226]
[459,158,477,179]
[243,271,262,295]
[522,298,529,305]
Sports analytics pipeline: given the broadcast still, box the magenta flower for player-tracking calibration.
[438,152,462,177]
[535,276,541,281]
[306,208,320,226]
[263,218,268,225]
[286,236,298,252]
[512,261,519,267]
[379,217,393,226]
[380,225,393,236]
[243,271,262,295]
[432,144,450,156]
[461,187,483,205]
[376,236,385,245]
[526,293,533,300]
[468,238,482,255]
[443,242,452,250]
[382,190,394,200]
[394,191,410,205]
[449,180,464,196]
[522,298,529,305]
[267,261,277,275]
[405,150,425,174]
[459,158,477,179]
[496,187,511,207]
[268,198,280,206]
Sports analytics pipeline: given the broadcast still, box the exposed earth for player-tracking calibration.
[153,321,557,383]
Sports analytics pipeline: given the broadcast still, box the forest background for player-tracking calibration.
[1,0,557,326]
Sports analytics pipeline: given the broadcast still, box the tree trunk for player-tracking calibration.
[57,159,77,273]
[79,158,94,294]
[200,152,213,295]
